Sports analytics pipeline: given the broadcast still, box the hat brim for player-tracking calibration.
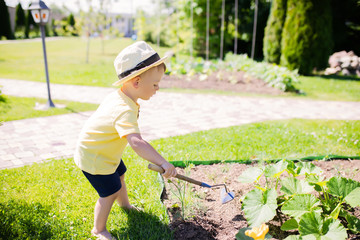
[113,56,168,86]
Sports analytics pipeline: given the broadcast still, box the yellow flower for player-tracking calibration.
[245,223,269,240]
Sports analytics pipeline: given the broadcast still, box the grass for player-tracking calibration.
[0,37,170,88]
[1,38,359,101]
[0,149,172,239]
[1,119,359,238]
[0,95,99,122]
[154,119,360,162]
[294,75,360,102]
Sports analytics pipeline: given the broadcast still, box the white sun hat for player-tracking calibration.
[113,41,168,86]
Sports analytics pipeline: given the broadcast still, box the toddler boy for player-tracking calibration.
[74,41,177,240]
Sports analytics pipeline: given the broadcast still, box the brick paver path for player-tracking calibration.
[1,78,360,170]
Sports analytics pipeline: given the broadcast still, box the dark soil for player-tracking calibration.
[160,71,285,95]
[162,160,360,240]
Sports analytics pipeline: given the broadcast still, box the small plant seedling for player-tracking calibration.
[167,164,198,220]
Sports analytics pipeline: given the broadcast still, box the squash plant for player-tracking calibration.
[237,160,360,240]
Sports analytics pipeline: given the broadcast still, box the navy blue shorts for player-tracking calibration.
[82,160,127,198]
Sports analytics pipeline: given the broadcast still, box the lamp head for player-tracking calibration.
[29,1,51,25]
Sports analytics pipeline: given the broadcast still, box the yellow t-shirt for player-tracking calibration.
[74,89,140,174]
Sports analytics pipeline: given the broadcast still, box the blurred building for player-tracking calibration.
[7,6,15,32]
[108,12,135,37]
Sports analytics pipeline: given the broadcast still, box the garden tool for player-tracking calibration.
[148,164,235,204]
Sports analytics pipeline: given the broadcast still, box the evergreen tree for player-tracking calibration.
[280,0,333,75]
[67,13,78,36]
[67,13,76,27]
[263,0,287,64]
[0,0,14,39]
[15,3,26,31]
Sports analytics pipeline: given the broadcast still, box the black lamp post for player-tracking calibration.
[29,1,55,108]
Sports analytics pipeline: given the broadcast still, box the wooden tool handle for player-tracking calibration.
[148,163,165,174]
[148,164,203,186]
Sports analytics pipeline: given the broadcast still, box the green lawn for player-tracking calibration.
[294,75,360,102]
[0,154,171,239]
[1,119,359,239]
[155,119,360,162]
[0,37,169,87]
[1,37,359,101]
[0,95,98,122]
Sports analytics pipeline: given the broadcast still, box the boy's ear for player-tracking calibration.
[131,76,141,88]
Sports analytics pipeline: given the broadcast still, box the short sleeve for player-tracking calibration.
[114,110,140,138]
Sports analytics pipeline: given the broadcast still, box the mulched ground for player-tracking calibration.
[160,71,285,95]
[162,160,360,240]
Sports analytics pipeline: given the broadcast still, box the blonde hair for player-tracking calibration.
[158,63,166,72]
[140,63,166,78]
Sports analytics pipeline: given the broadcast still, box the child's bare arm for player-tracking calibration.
[126,133,177,178]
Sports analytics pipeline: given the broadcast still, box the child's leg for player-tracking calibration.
[116,174,132,209]
[93,191,119,234]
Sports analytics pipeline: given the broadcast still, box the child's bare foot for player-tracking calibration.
[91,229,115,240]
[121,205,142,212]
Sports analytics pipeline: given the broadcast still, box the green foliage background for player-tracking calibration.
[280,0,333,75]
[135,0,271,59]
[15,3,26,30]
[263,0,360,74]
[0,0,14,39]
[263,0,287,64]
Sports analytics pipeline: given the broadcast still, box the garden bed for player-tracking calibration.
[160,71,285,95]
[162,160,360,240]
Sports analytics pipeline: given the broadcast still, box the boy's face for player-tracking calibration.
[137,66,164,100]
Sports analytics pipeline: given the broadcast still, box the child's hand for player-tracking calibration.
[161,162,177,178]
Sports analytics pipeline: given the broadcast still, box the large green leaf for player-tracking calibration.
[281,177,314,196]
[346,213,360,234]
[281,218,299,231]
[265,160,288,178]
[242,188,278,227]
[296,162,323,176]
[305,174,327,187]
[282,194,321,219]
[299,212,347,240]
[344,187,360,207]
[329,202,342,220]
[327,176,360,199]
[238,167,263,183]
[322,218,347,240]
[235,228,253,240]
[299,211,323,238]
[286,160,297,176]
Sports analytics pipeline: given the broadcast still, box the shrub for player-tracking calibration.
[280,0,333,75]
[263,0,287,64]
[15,3,26,31]
[0,88,5,102]
[225,53,299,92]
[166,54,299,92]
